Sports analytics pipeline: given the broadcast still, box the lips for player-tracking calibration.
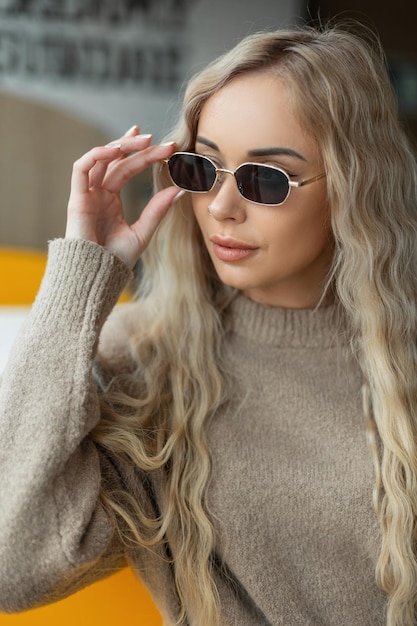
[209,235,258,262]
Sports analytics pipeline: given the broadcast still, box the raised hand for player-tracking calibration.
[65,126,182,268]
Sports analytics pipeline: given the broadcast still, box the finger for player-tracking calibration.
[131,186,184,254]
[104,141,176,193]
[124,124,140,137]
[103,133,154,172]
[88,160,110,189]
[70,135,154,194]
[105,133,153,153]
[70,145,122,195]
[89,139,144,188]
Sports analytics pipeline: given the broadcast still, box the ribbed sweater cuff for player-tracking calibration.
[29,238,133,333]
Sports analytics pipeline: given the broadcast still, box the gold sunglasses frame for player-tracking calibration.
[163,152,326,206]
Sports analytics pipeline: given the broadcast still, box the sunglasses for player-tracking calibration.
[164,152,326,206]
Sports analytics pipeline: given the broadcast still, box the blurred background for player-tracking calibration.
[0,0,415,250]
[0,0,416,624]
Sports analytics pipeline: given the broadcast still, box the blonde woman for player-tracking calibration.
[1,24,417,626]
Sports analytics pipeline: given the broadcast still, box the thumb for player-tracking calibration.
[131,187,186,255]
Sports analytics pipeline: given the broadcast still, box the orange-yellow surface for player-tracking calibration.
[0,247,132,304]
[0,248,162,625]
[0,248,47,305]
[0,570,163,625]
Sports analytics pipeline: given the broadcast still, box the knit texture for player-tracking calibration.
[0,239,387,624]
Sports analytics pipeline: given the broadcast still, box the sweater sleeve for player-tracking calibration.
[0,238,134,613]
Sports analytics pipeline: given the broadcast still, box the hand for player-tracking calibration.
[65,126,182,268]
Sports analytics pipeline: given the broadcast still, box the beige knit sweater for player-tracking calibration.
[0,239,387,625]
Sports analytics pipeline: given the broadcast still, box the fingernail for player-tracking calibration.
[105,142,121,148]
[171,189,186,204]
[125,124,139,134]
[160,141,176,147]
[139,133,153,139]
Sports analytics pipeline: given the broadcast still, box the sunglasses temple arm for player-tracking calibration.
[291,173,326,188]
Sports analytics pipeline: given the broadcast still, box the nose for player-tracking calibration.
[207,171,247,222]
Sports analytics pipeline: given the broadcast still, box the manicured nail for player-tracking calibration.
[105,142,121,148]
[125,124,139,134]
[160,141,176,147]
[171,189,186,204]
[139,133,153,139]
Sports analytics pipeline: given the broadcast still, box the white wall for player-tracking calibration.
[0,0,303,141]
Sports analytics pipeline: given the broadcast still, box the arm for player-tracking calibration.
[0,128,180,612]
[0,239,131,612]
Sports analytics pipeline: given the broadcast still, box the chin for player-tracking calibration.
[213,268,255,293]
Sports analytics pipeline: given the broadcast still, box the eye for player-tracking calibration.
[201,154,222,169]
[264,161,297,178]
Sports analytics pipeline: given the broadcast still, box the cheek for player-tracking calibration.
[191,196,210,233]
[296,186,331,243]
[267,196,332,258]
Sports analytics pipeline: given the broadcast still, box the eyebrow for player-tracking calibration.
[196,135,307,161]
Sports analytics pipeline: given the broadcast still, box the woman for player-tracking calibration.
[1,24,417,626]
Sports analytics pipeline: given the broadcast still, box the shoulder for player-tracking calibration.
[97,301,142,369]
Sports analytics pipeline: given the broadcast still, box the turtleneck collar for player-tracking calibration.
[226,293,348,349]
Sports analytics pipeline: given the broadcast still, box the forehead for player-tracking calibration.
[196,73,318,160]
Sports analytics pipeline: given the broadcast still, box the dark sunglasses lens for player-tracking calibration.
[237,164,289,204]
[168,154,216,192]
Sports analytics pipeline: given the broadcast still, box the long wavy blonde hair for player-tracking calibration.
[92,24,417,626]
